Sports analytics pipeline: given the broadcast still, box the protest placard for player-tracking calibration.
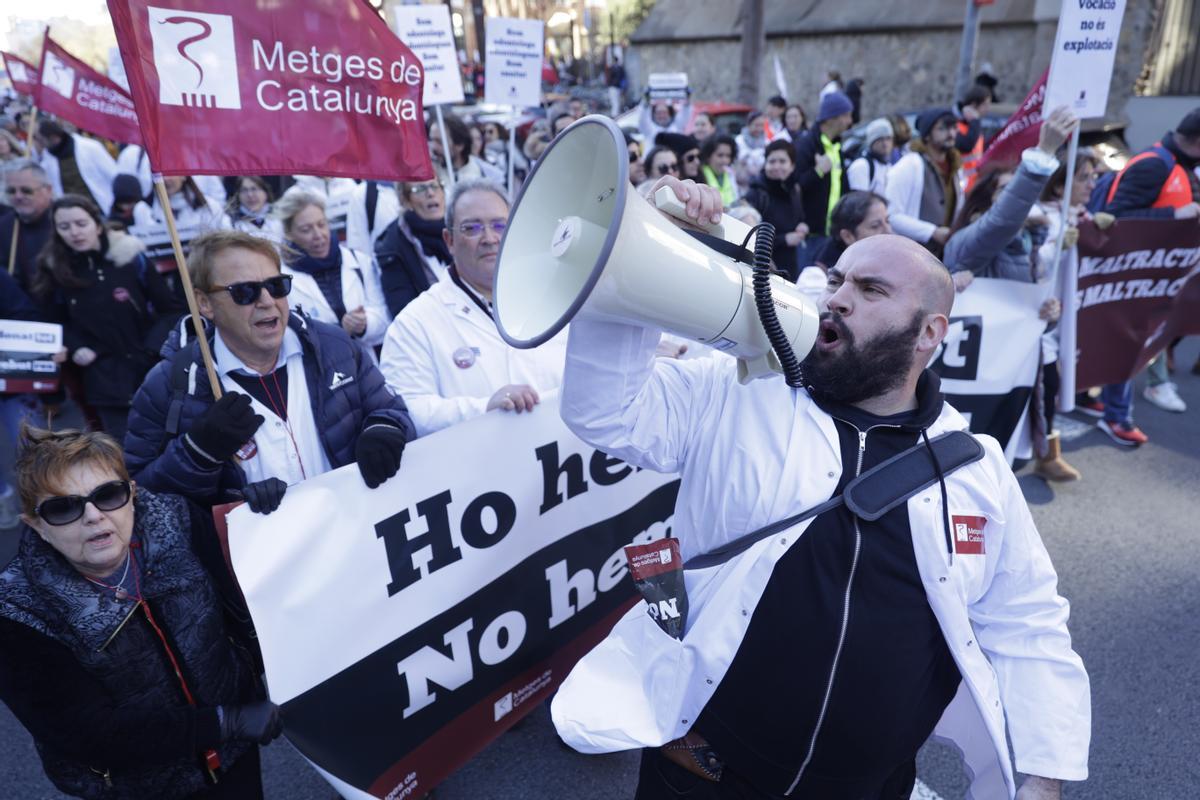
[647,72,690,102]
[392,5,464,107]
[484,17,544,108]
[227,395,678,799]
[1074,218,1200,387]
[0,319,62,393]
[931,278,1049,463]
[1044,0,1127,118]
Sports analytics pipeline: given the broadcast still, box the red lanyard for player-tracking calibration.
[92,543,223,780]
[256,367,307,480]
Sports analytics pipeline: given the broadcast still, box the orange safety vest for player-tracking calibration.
[1106,141,1196,210]
[958,120,984,190]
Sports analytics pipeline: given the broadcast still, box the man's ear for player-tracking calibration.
[916,313,950,354]
[196,290,214,321]
[442,228,454,251]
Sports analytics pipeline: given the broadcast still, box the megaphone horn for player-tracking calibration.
[493,115,820,384]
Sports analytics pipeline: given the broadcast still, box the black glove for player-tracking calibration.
[355,424,407,489]
[240,478,287,514]
[219,701,283,745]
[186,393,264,464]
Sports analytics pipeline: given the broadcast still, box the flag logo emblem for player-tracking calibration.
[147,7,242,109]
[43,52,75,99]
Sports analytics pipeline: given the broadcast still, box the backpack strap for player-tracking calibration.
[162,345,198,450]
[366,181,380,238]
[684,430,985,570]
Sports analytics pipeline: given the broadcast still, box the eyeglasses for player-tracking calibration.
[209,275,293,305]
[35,480,132,526]
[628,151,640,163]
[457,220,507,238]
[409,182,444,196]
[4,186,38,196]
[684,153,700,163]
[654,163,679,176]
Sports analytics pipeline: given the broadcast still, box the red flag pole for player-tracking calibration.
[151,176,223,400]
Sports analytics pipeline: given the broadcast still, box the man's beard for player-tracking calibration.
[800,310,925,407]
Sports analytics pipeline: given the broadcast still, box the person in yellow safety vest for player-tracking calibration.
[955,84,993,193]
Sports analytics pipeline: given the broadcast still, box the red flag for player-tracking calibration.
[106,0,433,181]
[35,35,142,145]
[2,52,39,98]
[977,69,1048,174]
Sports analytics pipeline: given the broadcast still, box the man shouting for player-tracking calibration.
[551,179,1090,800]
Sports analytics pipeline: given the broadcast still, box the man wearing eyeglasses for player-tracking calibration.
[0,160,55,293]
[379,178,567,437]
[124,230,416,514]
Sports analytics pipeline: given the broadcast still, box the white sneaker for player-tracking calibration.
[1143,382,1187,413]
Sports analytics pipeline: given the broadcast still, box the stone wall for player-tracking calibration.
[628,3,1155,124]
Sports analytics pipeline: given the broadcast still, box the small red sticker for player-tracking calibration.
[951,515,987,555]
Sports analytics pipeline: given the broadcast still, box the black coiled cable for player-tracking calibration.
[742,223,805,388]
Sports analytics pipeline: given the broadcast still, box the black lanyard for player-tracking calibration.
[448,266,493,320]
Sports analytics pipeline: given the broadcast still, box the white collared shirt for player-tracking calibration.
[213,328,332,485]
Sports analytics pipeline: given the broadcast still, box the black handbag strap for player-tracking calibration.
[684,430,984,571]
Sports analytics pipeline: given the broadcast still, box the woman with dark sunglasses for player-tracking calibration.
[643,146,680,181]
[31,195,182,442]
[0,426,280,798]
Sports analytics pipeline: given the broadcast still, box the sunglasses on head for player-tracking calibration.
[35,480,132,526]
[209,275,293,305]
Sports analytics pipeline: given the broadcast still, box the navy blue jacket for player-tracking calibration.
[124,311,416,506]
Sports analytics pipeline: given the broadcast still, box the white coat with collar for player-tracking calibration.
[378,276,567,437]
[344,181,400,256]
[282,245,389,349]
[40,134,118,213]
[550,318,1091,800]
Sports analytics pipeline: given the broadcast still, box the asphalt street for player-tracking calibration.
[1,339,1197,799]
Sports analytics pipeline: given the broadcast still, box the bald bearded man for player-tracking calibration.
[550,180,1091,800]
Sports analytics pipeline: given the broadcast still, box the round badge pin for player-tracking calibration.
[452,347,476,369]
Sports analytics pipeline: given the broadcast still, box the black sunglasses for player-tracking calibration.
[210,275,293,305]
[35,480,132,526]
[655,163,679,175]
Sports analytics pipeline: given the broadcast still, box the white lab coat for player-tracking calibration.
[885,150,964,244]
[846,155,890,195]
[40,134,118,213]
[378,277,567,437]
[282,245,389,349]
[344,181,400,256]
[550,319,1091,800]
[130,194,231,233]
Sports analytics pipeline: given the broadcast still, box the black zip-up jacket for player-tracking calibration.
[744,170,807,282]
[695,371,961,798]
[793,128,850,238]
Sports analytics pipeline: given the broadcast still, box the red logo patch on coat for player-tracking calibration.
[112,287,131,303]
[951,515,987,555]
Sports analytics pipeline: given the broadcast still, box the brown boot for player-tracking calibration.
[1035,432,1081,482]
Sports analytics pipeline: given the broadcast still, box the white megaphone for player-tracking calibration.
[494,115,820,383]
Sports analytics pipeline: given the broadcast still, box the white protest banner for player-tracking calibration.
[1044,0,1127,118]
[930,278,1049,463]
[392,5,464,107]
[484,17,544,108]
[0,319,62,393]
[226,395,679,799]
[647,72,689,102]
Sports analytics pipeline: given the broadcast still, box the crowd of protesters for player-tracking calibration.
[0,47,1197,799]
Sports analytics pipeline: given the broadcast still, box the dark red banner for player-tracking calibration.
[977,69,1047,174]
[1075,218,1200,388]
[2,52,39,98]
[35,35,142,145]
[106,0,433,181]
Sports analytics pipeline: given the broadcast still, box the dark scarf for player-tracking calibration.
[287,241,346,321]
[405,210,451,265]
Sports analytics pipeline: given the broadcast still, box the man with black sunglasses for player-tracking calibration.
[0,160,55,293]
[124,230,415,514]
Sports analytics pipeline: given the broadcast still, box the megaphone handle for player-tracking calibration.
[652,186,752,247]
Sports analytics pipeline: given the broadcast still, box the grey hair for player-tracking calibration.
[5,159,49,185]
[444,178,509,231]
[272,185,327,231]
